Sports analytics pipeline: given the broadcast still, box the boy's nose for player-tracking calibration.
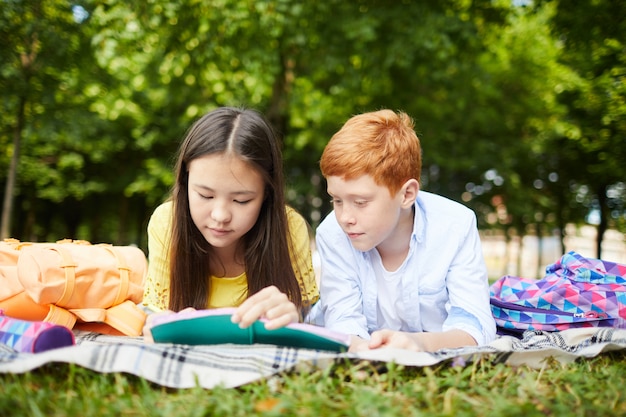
[337,207,355,226]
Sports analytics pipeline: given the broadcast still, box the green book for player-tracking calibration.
[147,308,350,353]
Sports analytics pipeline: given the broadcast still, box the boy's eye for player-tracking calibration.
[330,198,342,205]
[354,200,367,206]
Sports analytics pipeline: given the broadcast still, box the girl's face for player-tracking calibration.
[187,153,265,255]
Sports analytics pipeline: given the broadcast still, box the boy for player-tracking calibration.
[316,109,496,352]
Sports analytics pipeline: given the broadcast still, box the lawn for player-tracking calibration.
[2,349,625,417]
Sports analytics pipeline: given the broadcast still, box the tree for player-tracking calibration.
[1,1,104,239]
[538,0,626,257]
[4,0,620,259]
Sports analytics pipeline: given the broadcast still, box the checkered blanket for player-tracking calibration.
[1,327,625,389]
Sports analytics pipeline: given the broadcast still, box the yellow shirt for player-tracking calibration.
[142,201,319,311]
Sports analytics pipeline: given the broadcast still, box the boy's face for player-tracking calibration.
[327,174,410,252]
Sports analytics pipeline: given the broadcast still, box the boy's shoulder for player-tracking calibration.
[417,191,475,219]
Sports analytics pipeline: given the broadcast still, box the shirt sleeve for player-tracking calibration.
[286,207,319,307]
[440,213,497,345]
[142,202,173,312]
[316,215,370,339]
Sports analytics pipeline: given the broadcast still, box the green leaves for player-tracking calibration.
[0,0,623,247]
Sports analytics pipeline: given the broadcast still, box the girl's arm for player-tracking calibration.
[143,202,173,312]
[286,207,320,307]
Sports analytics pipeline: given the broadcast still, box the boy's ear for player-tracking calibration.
[400,179,419,208]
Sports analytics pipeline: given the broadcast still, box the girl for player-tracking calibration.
[142,107,319,330]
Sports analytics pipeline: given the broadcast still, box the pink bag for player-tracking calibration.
[0,310,75,353]
[490,251,626,336]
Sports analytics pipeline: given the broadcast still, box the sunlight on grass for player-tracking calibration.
[1,352,626,417]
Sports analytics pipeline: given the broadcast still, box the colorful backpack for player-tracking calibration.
[490,251,626,336]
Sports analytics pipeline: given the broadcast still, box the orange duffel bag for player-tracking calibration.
[0,238,147,336]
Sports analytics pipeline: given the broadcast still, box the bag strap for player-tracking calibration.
[97,244,131,306]
[101,300,146,337]
[51,243,135,307]
[69,301,146,336]
[24,242,146,336]
[65,243,145,335]
[49,246,77,306]
[44,304,77,329]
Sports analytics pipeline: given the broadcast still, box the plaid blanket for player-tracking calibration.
[1,327,625,389]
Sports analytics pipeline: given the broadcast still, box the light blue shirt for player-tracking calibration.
[315,191,496,345]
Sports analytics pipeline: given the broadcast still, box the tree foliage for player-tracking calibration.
[535,0,626,257]
[0,0,623,258]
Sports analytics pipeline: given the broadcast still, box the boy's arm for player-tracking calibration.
[440,214,496,345]
[316,220,370,339]
[364,329,476,352]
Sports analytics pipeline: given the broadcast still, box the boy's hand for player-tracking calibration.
[231,285,299,330]
[368,329,426,351]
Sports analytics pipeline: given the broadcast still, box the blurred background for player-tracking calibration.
[1,0,624,279]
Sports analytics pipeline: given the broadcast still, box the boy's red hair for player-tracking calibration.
[320,109,422,195]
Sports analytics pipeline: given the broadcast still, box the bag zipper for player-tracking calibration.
[490,297,610,320]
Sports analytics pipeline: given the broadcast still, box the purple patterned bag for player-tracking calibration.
[490,251,626,337]
[0,310,75,353]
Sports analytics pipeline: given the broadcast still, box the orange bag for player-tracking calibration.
[0,238,147,336]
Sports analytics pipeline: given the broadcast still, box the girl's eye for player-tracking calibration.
[198,193,213,200]
[330,198,342,205]
[234,200,252,205]
[354,200,367,206]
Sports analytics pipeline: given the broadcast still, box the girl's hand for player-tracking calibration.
[231,285,299,330]
[142,307,196,341]
[348,335,371,352]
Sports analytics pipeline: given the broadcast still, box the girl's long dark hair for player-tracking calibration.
[168,107,303,311]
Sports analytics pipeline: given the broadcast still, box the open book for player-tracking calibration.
[146,308,351,352]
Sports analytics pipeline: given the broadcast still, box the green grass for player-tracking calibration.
[2,351,626,417]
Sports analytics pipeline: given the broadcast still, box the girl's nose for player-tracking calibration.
[210,202,231,224]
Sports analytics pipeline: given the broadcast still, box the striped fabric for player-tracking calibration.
[1,328,626,388]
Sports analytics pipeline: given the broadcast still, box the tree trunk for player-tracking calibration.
[596,184,608,259]
[516,229,524,278]
[1,96,26,239]
[536,221,544,279]
[266,47,294,136]
[1,14,38,240]
[117,196,129,244]
[555,180,567,255]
